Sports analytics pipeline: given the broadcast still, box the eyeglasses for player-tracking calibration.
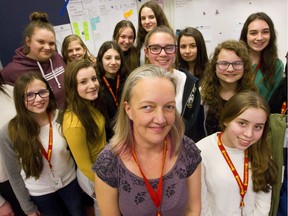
[147,45,177,55]
[216,61,244,70]
[24,89,50,102]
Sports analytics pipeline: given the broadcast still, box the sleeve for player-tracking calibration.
[63,125,95,182]
[250,190,272,216]
[0,126,38,214]
[200,162,212,216]
[92,147,119,188]
[183,136,202,176]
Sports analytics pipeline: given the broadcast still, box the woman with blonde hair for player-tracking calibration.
[93,65,201,216]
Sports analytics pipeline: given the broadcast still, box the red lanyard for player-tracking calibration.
[252,62,261,81]
[102,74,120,107]
[217,133,249,209]
[132,140,167,216]
[281,101,287,114]
[41,112,53,170]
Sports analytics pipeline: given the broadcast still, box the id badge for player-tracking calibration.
[49,173,63,189]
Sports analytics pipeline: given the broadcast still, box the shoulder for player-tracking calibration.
[62,110,82,128]
[179,136,202,174]
[92,144,119,188]
[196,132,218,152]
[51,52,66,65]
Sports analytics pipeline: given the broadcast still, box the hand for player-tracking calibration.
[0,201,14,216]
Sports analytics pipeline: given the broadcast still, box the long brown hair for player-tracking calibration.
[220,91,277,192]
[175,27,208,80]
[240,12,278,89]
[59,59,105,145]
[201,40,257,118]
[136,1,171,51]
[8,72,56,178]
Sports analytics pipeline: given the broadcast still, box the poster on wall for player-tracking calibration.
[67,0,138,56]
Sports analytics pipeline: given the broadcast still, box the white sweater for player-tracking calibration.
[196,132,271,216]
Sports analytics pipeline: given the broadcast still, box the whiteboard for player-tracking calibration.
[173,0,287,63]
[66,0,138,56]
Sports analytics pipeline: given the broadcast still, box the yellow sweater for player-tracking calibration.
[62,107,106,182]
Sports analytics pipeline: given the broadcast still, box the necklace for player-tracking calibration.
[102,74,120,107]
[132,140,167,216]
[217,132,249,215]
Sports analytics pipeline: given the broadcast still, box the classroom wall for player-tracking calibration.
[1,0,287,66]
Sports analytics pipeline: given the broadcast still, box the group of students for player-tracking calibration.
[0,1,286,216]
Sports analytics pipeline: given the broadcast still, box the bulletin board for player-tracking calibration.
[172,0,287,62]
[66,0,138,56]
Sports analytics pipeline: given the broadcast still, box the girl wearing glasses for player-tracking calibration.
[0,72,85,216]
[144,25,204,142]
[240,12,284,101]
[201,40,257,136]
[196,91,277,216]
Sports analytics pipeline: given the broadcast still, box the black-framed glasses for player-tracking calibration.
[24,89,50,102]
[216,61,244,70]
[147,45,177,55]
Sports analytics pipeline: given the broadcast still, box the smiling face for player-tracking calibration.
[145,32,176,72]
[221,107,267,150]
[216,48,244,86]
[140,7,157,32]
[24,79,49,115]
[67,40,87,62]
[247,19,270,53]
[25,27,56,62]
[179,35,197,62]
[124,77,176,146]
[117,27,135,51]
[102,48,121,79]
[76,66,99,101]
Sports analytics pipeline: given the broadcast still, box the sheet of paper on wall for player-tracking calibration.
[195,25,212,42]
[54,24,73,55]
[66,0,138,56]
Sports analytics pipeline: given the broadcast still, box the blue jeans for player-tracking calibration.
[31,179,86,216]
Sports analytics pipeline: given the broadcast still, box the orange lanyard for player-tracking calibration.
[217,133,249,209]
[252,62,261,81]
[132,140,167,216]
[41,112,53,170]
[102,74,120,107]
[281,101,287,114]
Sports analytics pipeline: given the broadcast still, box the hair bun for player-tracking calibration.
[29,12,49,23]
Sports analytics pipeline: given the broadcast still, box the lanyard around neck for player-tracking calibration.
[41,112,53,170]
[102,74,120,107]
[217,132,249,209]
[132,140,167,216]
[252,61,261,81]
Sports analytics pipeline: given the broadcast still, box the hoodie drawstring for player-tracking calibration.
[37,59,62,89]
